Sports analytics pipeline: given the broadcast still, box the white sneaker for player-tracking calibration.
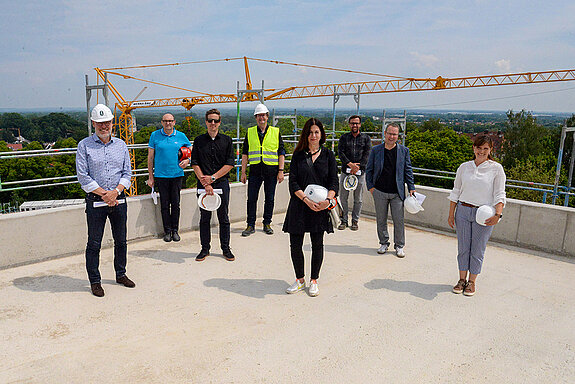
[396,247,405,258]
[377,244,388,254]
[309,281,319,297]
[286,279,305,294]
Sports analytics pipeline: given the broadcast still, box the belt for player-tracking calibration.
[460,202,478,208]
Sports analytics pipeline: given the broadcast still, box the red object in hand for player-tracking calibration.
[178,146,192,161]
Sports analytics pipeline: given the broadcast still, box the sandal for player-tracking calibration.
[463,280,476,296]
[452,279,466,294]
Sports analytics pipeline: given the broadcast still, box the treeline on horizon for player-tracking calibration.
[0,110,574,208]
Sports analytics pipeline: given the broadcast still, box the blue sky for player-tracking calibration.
[1,0,575,113]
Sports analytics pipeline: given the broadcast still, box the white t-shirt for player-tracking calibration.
[448,160,506,207]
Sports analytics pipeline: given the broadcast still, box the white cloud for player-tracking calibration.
[410,52,440,68]
[495,59,511,73]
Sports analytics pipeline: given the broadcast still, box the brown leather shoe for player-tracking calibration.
[116,275,136,288]
[350,220,359,231]
[452,279,466,294]
[91,283,105,297]
[463,280,476,296]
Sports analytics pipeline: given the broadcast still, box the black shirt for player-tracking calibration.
[190,132,235,182]
[375,145,398,194]
[338,132,372,173]
[242,125,286,177]
[282,147,339,234]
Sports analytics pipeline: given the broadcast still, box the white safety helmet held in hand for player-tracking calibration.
[304,184,328,203]
[475,205,495,226]
[404,195,424,214]
[91,104,114,122]
[253,103,269,115]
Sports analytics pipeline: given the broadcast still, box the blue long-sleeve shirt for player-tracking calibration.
[76,134,132,193]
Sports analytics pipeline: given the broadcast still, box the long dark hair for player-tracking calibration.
[472,134,494,160]
[294,118,326,152]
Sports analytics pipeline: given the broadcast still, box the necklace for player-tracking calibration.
[308,147,321,156]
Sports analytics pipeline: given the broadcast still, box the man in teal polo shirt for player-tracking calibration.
[147,113,192,242]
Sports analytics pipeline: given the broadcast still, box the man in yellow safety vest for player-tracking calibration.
[240,103,286,236]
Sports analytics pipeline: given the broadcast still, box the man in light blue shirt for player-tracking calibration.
[76,104,134,297]
[146,113,191,242]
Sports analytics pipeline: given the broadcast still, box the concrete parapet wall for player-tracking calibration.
[1,180,290,269]
[360,184,575,256]
[2,179,573,269]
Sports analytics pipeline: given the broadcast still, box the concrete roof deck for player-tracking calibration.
[1,214,574,383]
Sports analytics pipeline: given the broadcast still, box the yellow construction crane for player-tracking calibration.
[94,57,575,196]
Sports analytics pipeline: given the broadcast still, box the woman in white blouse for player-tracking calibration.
[447,135,506,296]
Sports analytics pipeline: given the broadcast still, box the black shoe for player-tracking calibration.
[91,283,105,297]
[263,224,274,235]
[116,275,136,288]
[241,225,255,237]
[172,230,180,242]
[196,249,209,262]
[224,250,235,261]
[163,232,172,242]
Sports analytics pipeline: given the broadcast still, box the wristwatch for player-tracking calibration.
[114,188,121,195]
[210,175,216,182]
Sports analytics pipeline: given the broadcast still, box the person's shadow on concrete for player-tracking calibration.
[131,249,193,264]
[204,278,290,299]
[364,278,452,300]
[12,275,99,293]
[324,244,378,257]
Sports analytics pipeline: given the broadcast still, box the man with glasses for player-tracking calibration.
[76,104,134,297]
[337,115,371,231]
[240,103,285,236]
[146,113,191,242]
[366,123,415,258]
[190,109,235,262]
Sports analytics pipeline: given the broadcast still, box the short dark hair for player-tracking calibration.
[205,108,221,120]
[295,118,326,152]
[385,122,400,132]
[348,115,362,123]
[473,134,494,160]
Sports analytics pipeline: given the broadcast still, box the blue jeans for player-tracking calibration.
[199,180,231,252]
[246,172,277,226]
[455,203,494,275]
[85,194,127,284]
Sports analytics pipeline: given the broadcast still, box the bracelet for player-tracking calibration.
[278,169,284,172]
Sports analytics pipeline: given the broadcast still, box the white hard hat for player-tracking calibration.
[404,195,424,214]
[303,184,328,203]
[343,174,358,191]
[91,104,114,122]
[475,205,495,226]
[254,103,269,115]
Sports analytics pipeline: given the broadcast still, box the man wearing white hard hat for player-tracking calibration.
[337,115,371,231]
[366,123,415,258]
[76,104,135,297]
[240,103,285,236]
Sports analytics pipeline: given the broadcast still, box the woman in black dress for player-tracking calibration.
[282,118,339,297]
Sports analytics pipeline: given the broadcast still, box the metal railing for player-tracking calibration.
[2,137,574,207]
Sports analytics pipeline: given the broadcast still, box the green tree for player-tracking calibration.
[0,141,9,152]
[500,110,553,168]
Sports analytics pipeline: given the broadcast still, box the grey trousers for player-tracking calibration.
[339,173,366,223]
[455,203,494,275]
[373,189,405,248]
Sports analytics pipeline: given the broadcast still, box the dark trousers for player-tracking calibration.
[199,180,230,252]
[156,176,183,233]
[247,172,277,226]
[85,195,127,284]
[289,232,324,280]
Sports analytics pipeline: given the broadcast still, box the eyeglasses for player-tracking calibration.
[206,118,221,123]
[349,122,361,125]
[385,132,399,136]
[162,119,175,123]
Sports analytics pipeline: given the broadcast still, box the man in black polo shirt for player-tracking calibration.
[190,108,235,262]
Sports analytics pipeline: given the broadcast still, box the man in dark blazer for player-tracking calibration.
[366,123,415,258]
